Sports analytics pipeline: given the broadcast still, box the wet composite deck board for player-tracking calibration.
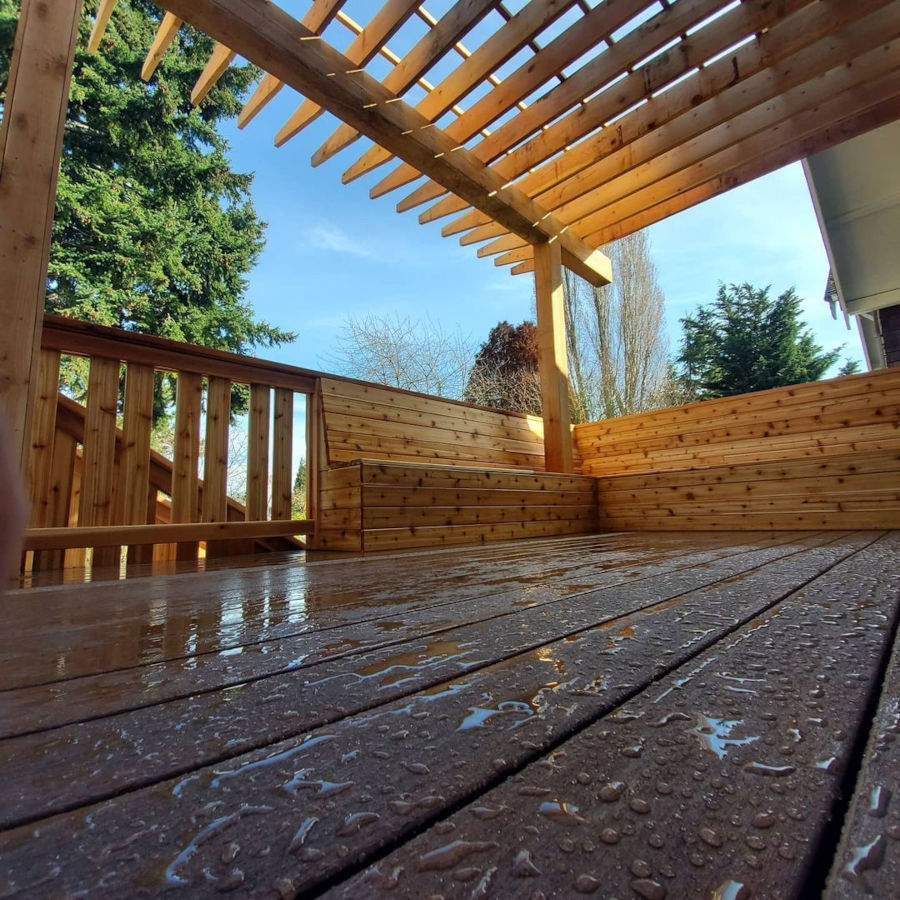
[0,532,898,897]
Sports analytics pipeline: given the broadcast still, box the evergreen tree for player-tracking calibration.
[291,458,307,519]
[0,1,293,389]
[677,283,850,399]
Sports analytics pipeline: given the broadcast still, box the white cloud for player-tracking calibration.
[302,223,377,259]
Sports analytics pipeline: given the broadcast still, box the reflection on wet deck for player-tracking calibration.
[1,531,898,897]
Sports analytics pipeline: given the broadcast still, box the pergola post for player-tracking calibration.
[534,240,574,474]
[0,0,82,471]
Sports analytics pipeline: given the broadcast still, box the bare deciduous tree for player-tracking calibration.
[326,313,474,399]
[563,231,671,422]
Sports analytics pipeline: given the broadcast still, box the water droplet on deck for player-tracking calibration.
[691,716,759,759]
[403,762,430,775]
[574,874,601,894]
[288,816,318,854]
[868,785,891,818]
[470,805,506,820]
[599,827,620,845]
[513,849,542,877]
[843,834,886,890]
[539,801,585,825]
[630,798,651,815]
[711,880,751,900]
[630,859,651,878]
[216,868,245,893]
[471,866,497,898]
[452,867,480,882]
[417,840,498,872]
[632,878,667,899]
[699,827,724,848]
[743,762,795,777]
[599,781,625,802]
[336,812,380,836]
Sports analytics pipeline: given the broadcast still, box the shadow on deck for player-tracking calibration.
[1,530,898,897]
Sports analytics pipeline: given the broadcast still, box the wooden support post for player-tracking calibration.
[534,240,574,474]
[0,0,82,470]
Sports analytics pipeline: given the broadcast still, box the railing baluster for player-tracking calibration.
[203,376,231,559]
[118,364,154,572]
[247,384,271,521]
[171,372,203,561]
[79,356,120,570]
[203,376,230,522]
[272,388,293,521]
[27,349,60,571]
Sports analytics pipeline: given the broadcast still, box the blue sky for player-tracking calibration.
[222,109,860,376]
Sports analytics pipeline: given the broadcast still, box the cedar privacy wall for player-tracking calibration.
[574,368,900,531]
[309,378,594,551]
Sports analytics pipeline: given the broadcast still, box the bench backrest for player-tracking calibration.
[319,377,551,471]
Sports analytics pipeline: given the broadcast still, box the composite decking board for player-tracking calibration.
[0,534,883,896]
[332,532,900,899]
[0,532,785,692]
[824,609,900,898]
[2,532,634,686]
[0,534,804,738]
[0,533,844,829]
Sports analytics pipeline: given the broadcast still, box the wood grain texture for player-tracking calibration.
[202,376,230,523]
[0,0,81,468]
[535,240,574,473]
[271,388,293,520]
[247,384,271,521]
[577,370,900,531]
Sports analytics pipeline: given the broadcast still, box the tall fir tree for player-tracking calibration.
[0,0,293,359]
[677,283,856,399]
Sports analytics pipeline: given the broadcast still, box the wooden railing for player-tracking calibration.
[24,315,318,573]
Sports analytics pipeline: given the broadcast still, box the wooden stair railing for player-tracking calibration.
[24,316,317,573]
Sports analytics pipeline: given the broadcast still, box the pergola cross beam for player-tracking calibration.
[157,0,611,287]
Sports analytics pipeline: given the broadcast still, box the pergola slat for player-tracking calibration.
[369,0,659,201]
[583,96,900,249]
[237,0,346,129]
[311,0,498,167]
[274,0,422,148]
[141,11,182,81]
[525,14,900,232]
[341,0,581,185]
[87,0,118,53]
[190,41,236,105]
[156,0,612,285]
[416,0,818,223]
[568,49,900,237]
[436,0,894,242]
[514,0,896,219]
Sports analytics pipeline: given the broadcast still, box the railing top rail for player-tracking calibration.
[40,315,538,422]
[41,314,319,394]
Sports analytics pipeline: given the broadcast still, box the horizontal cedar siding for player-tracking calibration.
[573,370,900,531]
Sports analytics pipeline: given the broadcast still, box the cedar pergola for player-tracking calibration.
[2,0,899,475]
